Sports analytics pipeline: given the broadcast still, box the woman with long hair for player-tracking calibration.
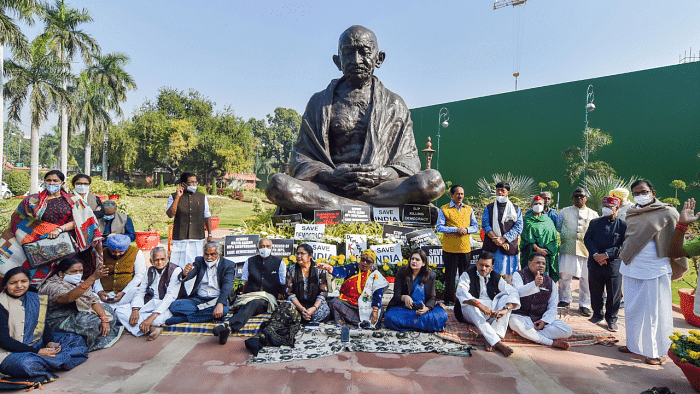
[285,244,330,324]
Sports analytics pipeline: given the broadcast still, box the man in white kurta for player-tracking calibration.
[456,251,520,357]
[556,187,598,315]
[166,191,212,269]
[510,253,572,349]
[116,247,182,339]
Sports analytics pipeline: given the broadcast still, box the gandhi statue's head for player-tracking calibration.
[333,25,386,86]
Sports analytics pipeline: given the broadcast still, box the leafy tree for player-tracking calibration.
[477,173,536,201]
[251,107,301,174]
[548,180,559,190]
[106,122,137,180]
[39,0,99,175]
[583,174,635,213]
[4,122,29,164]
[670,180,686,199]
[39,128,59,167]
[4,38,70,193]
[538,182,546,192]
[71,71,111,175]
[0,0,40,183]
[563,127,614,185]
[663,197,680,208]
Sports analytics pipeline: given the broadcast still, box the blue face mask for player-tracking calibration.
[46,184,62,194]
[104,215,115,221]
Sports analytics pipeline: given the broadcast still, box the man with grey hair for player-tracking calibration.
[98,199,136,242]
[167,242,236,324]
[556,187,599,315]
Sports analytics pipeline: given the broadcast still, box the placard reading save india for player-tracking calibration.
[294,224,325,241]
[372,207,400,223]
[370,243,402,265]
[306,242,337,260]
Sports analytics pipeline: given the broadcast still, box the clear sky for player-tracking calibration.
[11,0,700,136]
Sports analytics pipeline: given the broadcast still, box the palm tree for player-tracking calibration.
[4,38,69,193]
[39,0,99,175]
[71,71,110,176]
[85,52,136,179]
[0,0,40,185]
[39,126,59,167]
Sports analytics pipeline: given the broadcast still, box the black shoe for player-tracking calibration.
[213,323,231,345]
[589,315,604,325]
[607,322,618,332]
[557,301,570,308]
[579,307,592,317]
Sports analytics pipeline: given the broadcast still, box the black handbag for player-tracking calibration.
[22,232,77,268]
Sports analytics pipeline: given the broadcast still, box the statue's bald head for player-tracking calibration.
[333,25,385,85]
[337,25,378,55]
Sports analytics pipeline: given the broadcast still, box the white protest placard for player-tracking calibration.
[370,243,402,265]
[294,224,325,241]
[306,242,337,261]
[345,234,367,261]
[372,207,401,223]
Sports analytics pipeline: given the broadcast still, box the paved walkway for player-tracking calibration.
[37,230,699,393]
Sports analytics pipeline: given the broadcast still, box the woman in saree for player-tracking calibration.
[0,170,102,283]
[38,258,123,351]
[285,243,330,325]
[317,249,388,328]
[383,249,448,332]
[0,267,88,381]
[71,174,104,219]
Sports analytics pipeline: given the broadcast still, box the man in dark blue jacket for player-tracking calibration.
[584,196,627,332]
[167,242,236,324]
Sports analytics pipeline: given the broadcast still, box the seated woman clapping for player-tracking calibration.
[0,267,88,381]
[38,258,123,351]
[316,249,388,328]
[286,244,330,324]
[383,249,448,332]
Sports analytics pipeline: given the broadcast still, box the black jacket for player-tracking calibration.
[180,256,237,306]
[388,267,437,309]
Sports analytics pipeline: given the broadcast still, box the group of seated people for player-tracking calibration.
[0,234,574,381]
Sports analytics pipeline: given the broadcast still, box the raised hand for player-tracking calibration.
[90,264,109,281]
[535,271,544,287]
[315,262,333,273]
[182,263,194,278]
[679,198,700,226]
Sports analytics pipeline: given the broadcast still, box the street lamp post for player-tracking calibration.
[436,107,449,171]
[583,85,595,183]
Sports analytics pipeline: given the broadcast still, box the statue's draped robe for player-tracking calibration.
[290,76,421,182]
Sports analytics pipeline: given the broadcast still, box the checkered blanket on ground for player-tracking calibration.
[161,313,271,336]
[436,308,616,347]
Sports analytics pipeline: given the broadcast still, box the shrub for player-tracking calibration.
[4,170,30,195]
[477,173,536,201]
[196,185,207,195]
[211,178,218,196]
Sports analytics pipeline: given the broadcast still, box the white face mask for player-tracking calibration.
[63,273,82,285]
[74,184,90,194]
[495,195,509,203]
[532,204,544,213]
[186,185,197,193]
[634,195,653,206]
[259,247,272,258]
[205,257,219,268]
[601,207,614,217]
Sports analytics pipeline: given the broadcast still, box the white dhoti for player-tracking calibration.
[509,314,572,346]
[171,239,204,295]
[114,299,174,337]
[623,273,672,359]
[558,254,590,307]
[100,287,139,307]
[462,293,516,346]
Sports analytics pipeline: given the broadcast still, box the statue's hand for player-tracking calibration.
[347,165,399,188]
[315,166,356,190]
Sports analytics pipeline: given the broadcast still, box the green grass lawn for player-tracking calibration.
[673,261,698,306]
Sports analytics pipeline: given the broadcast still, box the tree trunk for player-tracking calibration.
[30,123,39,194]
[60,47,68,175]
[101,130,108,180]
[84,127,91,176]
[0,46,4,185]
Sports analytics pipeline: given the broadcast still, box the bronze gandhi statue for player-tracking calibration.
[265,25,445,215]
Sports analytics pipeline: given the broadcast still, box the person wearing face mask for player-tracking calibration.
[617,180,686,365]
[482,182,523,283]
[115,247,181,340]
[520,196,560,281]
[71,174,104,219]
[0,266,88,384]
[167,242,236,325]
[39,257,123,351]
[556,187,598,316]
[455,252,519,357]
[609,187,633,221]
[97,200,135,242]
[525,191,559,225]
[583,197,626,332]
[165,172,212,270]
[0,170,103,283]
[212,238,287,345]
[94,235,147,307]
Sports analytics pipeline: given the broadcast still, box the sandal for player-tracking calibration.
[618,346,632,353]
[645,356,666,365]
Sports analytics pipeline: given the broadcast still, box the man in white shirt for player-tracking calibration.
[456,251,519,357]
[95,234,147,307]
[115,247,182,340]
[510,252,572,350]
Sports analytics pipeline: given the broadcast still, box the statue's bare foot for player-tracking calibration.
[494,341,514,357]
[551,339,570,350]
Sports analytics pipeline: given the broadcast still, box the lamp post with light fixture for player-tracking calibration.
[436,107,449,171]
[583,85,595,183]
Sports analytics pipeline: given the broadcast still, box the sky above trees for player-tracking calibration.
[13,0,700,137]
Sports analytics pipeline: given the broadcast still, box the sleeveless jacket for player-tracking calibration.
[102,246,139,293]
[512,268,553,322]
[466,265,500,300]
[482,202,519,256]
[144,262,179,303]
[171,191,206,240]
[440,203,473,253]
[245,255,282,296]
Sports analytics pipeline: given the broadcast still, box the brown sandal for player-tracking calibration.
[644,356,666,365]
[618,346,632,353]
